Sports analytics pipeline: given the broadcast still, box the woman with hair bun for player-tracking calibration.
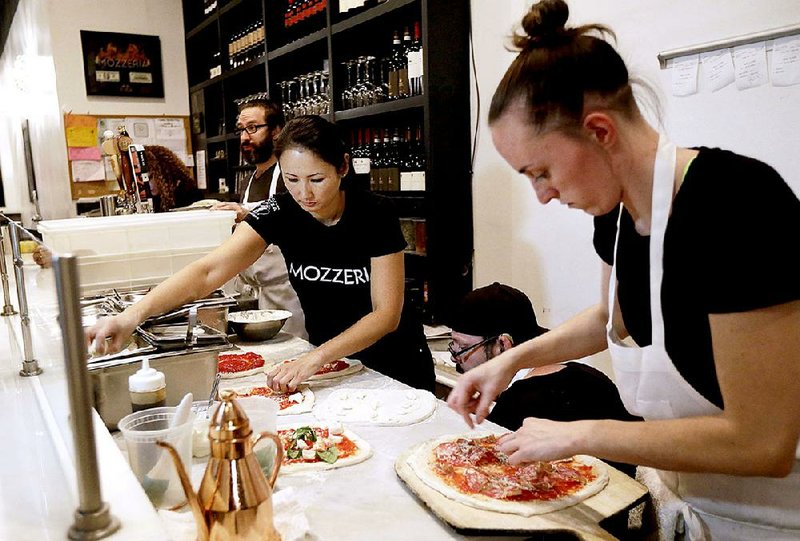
[448,1,800,538]
[89,115,434,392]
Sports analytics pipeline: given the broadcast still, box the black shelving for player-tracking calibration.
[182,0,472,324]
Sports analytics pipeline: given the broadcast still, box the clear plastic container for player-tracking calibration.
[118,406,195,508]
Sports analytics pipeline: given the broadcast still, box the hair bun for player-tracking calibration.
[514,0,569,48]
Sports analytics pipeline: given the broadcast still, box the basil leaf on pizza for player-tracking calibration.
[406,434,609,516]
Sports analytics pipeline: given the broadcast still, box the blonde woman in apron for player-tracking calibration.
[448,1,800,539]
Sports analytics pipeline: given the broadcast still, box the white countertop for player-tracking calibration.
[0,255,630,540]
[0,257,170,540]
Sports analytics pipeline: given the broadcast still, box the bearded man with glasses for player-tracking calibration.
[212,93,307,338]
[448,282,640,476]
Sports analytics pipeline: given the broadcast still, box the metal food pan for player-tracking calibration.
[90,344,230,430]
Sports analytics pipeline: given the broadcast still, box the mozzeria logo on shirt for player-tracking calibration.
[289,263,370,285]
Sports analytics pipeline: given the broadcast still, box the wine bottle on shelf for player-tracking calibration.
[385,128,401,191]
[369,129,384,191]
[352,127,372,177]
[388,30,410,99]
[407,21,424,96]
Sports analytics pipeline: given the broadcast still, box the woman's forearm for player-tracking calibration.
[575,415,796,477]
[311,307,399,364]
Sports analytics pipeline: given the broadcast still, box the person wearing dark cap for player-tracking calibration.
[449,282,640,476]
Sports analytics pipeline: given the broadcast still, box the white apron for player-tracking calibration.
[606,137,800,540]
[235,165,307,339]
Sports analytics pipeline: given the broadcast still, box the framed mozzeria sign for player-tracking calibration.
[80,30,165,98]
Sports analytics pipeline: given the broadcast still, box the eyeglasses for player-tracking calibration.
[447,336,498,363]
[234,123,269,136]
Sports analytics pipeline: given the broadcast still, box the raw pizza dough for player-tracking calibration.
[220,383,315,415]
[277,423,372,474]
[315,388,437,426]
[406,433,609,516]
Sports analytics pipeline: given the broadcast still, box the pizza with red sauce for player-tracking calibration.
[406,434,608,516]
[225,385,315,415]
[277,424,372,474]
[218,351,266,378]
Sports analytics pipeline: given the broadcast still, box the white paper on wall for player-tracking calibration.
[733,42,769,90]
[670,54,699,97]
[71,160,105,182]
[125,117,156,145]
[700,49,735,92]
[770,35,800,87]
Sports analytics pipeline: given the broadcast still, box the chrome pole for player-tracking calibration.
[53,254,120,540]
[0,224,17,316]
[8,223,41,376]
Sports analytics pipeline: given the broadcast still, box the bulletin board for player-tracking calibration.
[63,113,193,200]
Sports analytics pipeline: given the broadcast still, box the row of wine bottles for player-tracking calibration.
[227,22,266,69]
[284,0,328,43]
[339,22,424,109]
[349,125,426,191]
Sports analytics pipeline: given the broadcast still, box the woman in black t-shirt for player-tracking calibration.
[88,115,434,392]
[447,1,800,538]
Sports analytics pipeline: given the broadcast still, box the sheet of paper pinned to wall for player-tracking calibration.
[71,160,105,182]
[700,49,735,92]
[770,35,800,87]
[733,42,769,90]
[670,54,699,97]
[125,117,156,145]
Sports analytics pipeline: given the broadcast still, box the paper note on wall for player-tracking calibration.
[700,49,735,92]
[733,42,768,90]
[670,55,699,96]
[64,114,96,129]
[71,160,105,182]
[68,146,102,161]
[125,117,156,145]
[155,118,186,139]
[66,126,98,147]
[771,35,800,87]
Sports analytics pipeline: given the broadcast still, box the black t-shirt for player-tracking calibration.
[244,189,434,391]
[594,148,800,407]
[488,362,640,476]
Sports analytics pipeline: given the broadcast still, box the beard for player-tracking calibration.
[241,136,273,165]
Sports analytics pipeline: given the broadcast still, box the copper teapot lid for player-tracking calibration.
[208,390,252,441]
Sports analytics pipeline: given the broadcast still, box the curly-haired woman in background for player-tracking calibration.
[143,145,202,212]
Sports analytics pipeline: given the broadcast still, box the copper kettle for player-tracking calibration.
[157,390,283,541]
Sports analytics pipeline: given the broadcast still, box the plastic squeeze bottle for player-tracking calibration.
[129,359,167,412]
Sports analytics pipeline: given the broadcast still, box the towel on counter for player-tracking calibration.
[157,486,315,541]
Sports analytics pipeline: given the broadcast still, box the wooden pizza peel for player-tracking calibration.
[395,444,648,540]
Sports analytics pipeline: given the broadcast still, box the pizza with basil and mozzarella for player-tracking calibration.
[277,424,371,474]
[406,433,608,516]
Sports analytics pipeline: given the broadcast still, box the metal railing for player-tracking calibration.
[1,217,120,539]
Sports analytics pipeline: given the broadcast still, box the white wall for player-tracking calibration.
[469,0,800,376]
[0,0,189,223]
